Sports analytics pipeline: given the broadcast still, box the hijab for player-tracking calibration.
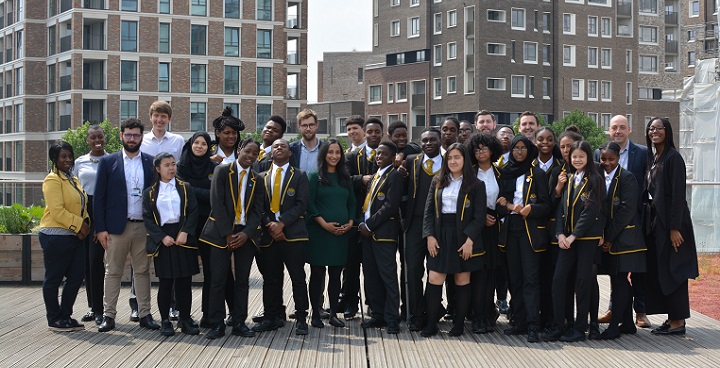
[500,135,538,180]
[177,132,215,187]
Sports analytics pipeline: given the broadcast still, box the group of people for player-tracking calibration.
[39,102,698,344]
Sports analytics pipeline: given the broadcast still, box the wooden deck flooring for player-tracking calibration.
[1,266,720,368]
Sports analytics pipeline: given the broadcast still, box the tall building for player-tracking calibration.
[0,0,307,206]
[367,0,680,142]
[681,0,719,76]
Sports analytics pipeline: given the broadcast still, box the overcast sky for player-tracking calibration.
[307,1,372,103]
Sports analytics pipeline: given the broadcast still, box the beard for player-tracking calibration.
[123,141,140,153]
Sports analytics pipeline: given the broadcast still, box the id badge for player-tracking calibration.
[131,187,142,197]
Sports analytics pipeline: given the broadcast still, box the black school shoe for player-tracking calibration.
[160,320,175,336]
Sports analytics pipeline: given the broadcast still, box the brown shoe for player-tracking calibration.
[635,313,652,328]
[598,310,613,324]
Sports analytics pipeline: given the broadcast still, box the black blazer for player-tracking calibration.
[200,162,264,249]
[498,166,551,252]
[94,151,155,235]
[260,165,310,245]
[546,160,568,244]
[594,140,647,212]
[346,147,379,221]
[604,166,645,255]
[555,175,605,241]
[363,166,403,243]
[289,139,324,169]
[142,179,199,255]
[422,177,487,256]
[402,153,441,231]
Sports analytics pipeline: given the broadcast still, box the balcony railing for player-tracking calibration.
[287,17,299,29]
[617,3,632,17]
[287,52,298,65]
[61,0,73,13]
[666,40,679,54]
[84,0,105,9]
[665,11,678,26]
[286,87,299,100]
[465,21,474,37]
[83,78,103,90]
[411,93,425,109]
[60,36,72,52]
[59,115,71,130]
[466,54,474,69]
[60,75,71,91]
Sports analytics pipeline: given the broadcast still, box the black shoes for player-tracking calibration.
[386,321,400,334]
[179,318,200,335]
[160,320,175,336]
[129,309,140,322]
[503,324,527,336]
[652,323,686,335]
[225,314,235,327]
[48,319,73,332]
[232,323,256,337]
[420,324,438,337]
[252,318,284,332]
[527,329,540,343]
[169,308,180,321]
[66,318,85,331]
[361,318,387,329]
[539,327,563,342]
[94,314,103,326]
[588,323,601,340]
[496,299,509,315]
[329,316,346,328]
[200,316,212,329]
[98,316,116,332]
[296,321,309,335]
[139,314,161,330]
[311,315,324,328]
[598,326,621,340]
[472,320,488,334]
[344,308,358,320]
[81,311,95,322]
[206,323,226,339]
[559,329,586,342]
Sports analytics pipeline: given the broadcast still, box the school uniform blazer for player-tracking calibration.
[346,147,379,221]
[94,151,155,235]
[594,141,647,212]
[200,162,264,249]
[260,165,310,245]
[546,160,568,244]
[363,167,403,243]
[253,150,299,172]
[422,177,488,256]
[498,166,551,252]
[289,139,324,168]
[603,166,645,255]
[402,153,437,232]
[143,179,199,256]
[555,175,605,241]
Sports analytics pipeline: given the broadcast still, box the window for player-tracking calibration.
[191,0,207,16]
[120,100,137,121]
[487,43,506,55]
[688,30,696,42]
[47,64,56,93]
[542,78,551,99]
[158,62,170,92]
[409,17,420,37]
[391,0,400,5]
[563,45,576,66]
[410,0,420,6]
[601,17,611,37]
[563,13,575,34]
[391,20,400,37]
[48,26,56,56]
[639,26,658,44]
[511,8,525,30]
[121,21,137,52]
[626,50,632,72]
[190,102,206,131]
[690,1,699,17]
[447,10,457,27]
[542,12,551,33]
[159,0,171,14]
[396,82,407,101]
[433,78,441,99]
[601,48,611,69]
[257,0,272,20]
[523,41,537,64]
[572,79,583,100]
[256,29,272,58]
[120,60,137,91]
[433,44,442,65]
[447,76,456,94]
[256,104,272,128]
[15,67,22,96]
[15,31,22,58]
[588,80,598,100]
[487,9,506,22]
[588,47,598,68]
[224,65,239,94]
[639,0,657,14]
[121,0,138,12]
[638,87,662,100]
[688,51,696,66]
[225,0,240,18]
[159,23,170,53]
[511,75,525,97]
[387,83,394,102]
[639,55,658,72]
[487,78,506,91]
[369,85,381,103]
[257,67,271,95]
[598,113,611,130]
[588,16,598,36]
[447,42,457,60]
[225,27,240,56]
[511,41,516,60]
[528,76,534,97]
[601,81,612,101]
[191,64,206,93]
[434,13,442,34]
[191,25,207,55]
[626,81,632,104]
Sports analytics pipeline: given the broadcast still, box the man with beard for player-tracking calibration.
[475,110,497,133]
[95,118,160,332]
[440,117,460,156]
[290,108,324,174]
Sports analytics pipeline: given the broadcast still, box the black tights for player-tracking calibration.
[158,277,192,321]
[309,265,343,314]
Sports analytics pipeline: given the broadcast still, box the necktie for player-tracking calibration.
[258,149,266,161]
[234,170,246,223]
[497,155,505,168]
[362,174,379,213]
[423,159,435,175]
[270,167,282,213]
[368,149,376,162]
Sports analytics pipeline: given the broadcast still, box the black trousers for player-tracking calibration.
[402,217,427,322]
[539,250,556,327]
[495,251,509,300]
[362,237,400,322]
[607,273,647,314]
[339,230,362,312]
[552,239,598,332]
[504,215,541,330]
[208,225,256,326]
[84,197,105,314]
[198,220,234,318]
[256,240,309,320]
[309,265,343,314]
[609,272,634,327]
[158,277,192,321]
[40,233,85,323]
[471,268,494,321]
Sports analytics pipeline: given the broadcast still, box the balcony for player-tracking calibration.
[84,0,105,9]
[617,3,632,17]
[60,35,72,52]
[5,49,11,63]
[665,40,679,54]
[83,21,105,50]
[287,52,298,65]
[60,75,71,91]
[465,21,474,37]
[665,11,678,26]
[61,0,72,13]
[465,54,474,70]
[5,84,10,98]
[411,93,425,109]
[59,115,71,131]
[286,87,299,100]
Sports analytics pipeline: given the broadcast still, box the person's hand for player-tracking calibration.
[556,172,568,197]
[235,232,249,247]
[267,221,285,239]
[359,223,373,238]
[162,235,175,247]
[519,205,532,218]
[393,153,405,168]
[209,154,223,163]
[458,238,473,260]
[485,214,497,227]
[601,242,611,252]
[397,163,409,177]
[627,272,633,285]
[97,231,111,250]
[427,236,439,257]
[496,197,508,207]
[361,175,373,187]
[557,234,568,250]
[508,203,522,213]
[322,220,340,234]
[78,221,91,240]
[670,230,684,252]
[176,232,188,246]
[565,234,576,248]
[226,234,240,250]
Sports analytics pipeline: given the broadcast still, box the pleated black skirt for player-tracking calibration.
[153,223,200,279]
[427,214,482,274]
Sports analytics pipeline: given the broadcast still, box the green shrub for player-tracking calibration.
[61,120,122,158]
[0,204,43,234]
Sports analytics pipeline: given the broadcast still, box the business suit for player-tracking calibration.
[257,165,311,321]
[94,150,155,320]
[200,162,264,327]
[362,166,403,323]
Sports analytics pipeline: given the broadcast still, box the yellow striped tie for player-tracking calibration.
[497,155,505,168]
[270,168,282,213]
[362,174,379,213]
[368,149,376,162]
[258,149,266,161]
[423,159,435,175]
[234,170,246,223]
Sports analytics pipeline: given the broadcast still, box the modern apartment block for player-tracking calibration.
[681,0,719,76]
[367,0,681,142]
[0,0,307,206]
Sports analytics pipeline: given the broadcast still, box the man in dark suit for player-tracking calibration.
[337,118,383,320]
[94,118,160,332]
[594,115,650,328]
[289,108,323,174]
[254,139,311,335]
[201,138,265,339]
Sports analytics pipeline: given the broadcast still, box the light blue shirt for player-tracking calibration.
[299,140,320,174]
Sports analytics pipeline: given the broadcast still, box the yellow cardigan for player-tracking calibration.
[39,170,89,233]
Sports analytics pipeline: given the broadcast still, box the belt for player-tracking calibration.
[127,218,143,223]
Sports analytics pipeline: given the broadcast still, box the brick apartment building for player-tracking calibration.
[0,0,307,206]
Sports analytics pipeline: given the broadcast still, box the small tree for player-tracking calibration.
[61,120,123,157]
[550,110,607,150]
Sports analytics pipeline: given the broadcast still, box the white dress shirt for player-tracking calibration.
[141,130,184,161]
[364,165,391,222]
[441,175,462,214]
[605,166,618,192]
[538,156,554,173]
[216,146,236,165]
[511,174,526,213]
[476,166,499,210]
[236,165,250,225]
[423,154,442,173]
[123,149,144,220]
[350,141,367,152]
[573,171,585,187]
[269,162,290,220]
[157,179,181,225]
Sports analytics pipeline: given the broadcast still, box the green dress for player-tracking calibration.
[306,171,356,266]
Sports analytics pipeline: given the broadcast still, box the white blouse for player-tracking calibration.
[476,167,499,210]
[441,175,463,214]
[157,179,181,225]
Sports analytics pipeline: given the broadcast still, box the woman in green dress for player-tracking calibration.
[306,138,356,328]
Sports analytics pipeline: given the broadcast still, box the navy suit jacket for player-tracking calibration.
[94,151,155,235]
[289,139,323,170]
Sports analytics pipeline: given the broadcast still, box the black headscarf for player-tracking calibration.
[500,135,538,180]
[177,132,215,188]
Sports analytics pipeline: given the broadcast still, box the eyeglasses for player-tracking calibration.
[498,132,514,138]
[123,133,142,140]
[474,147,490,153]
[299,123,317,130]
[512,147,529,153]
[648,126,665,132]
[459,129,473,133]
